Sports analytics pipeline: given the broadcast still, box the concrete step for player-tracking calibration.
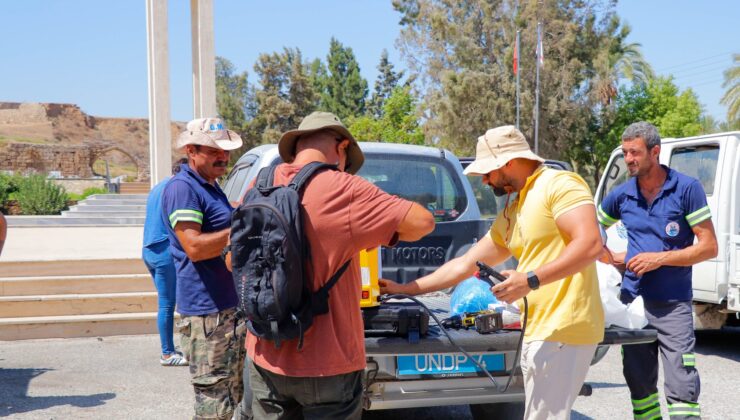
[0,274,153,296]
[62,211,146,218]
[75,199,147,206]
[0,292,158,318]
[86,194,148,200]
[70,204,147,212]
[6,216,145,226]
[120,183,150,194]
[0,258,148,278]
[0,312,162,340]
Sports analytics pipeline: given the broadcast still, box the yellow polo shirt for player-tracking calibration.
[491,166,604,345]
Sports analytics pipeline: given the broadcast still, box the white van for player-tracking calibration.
[595,131,740,329]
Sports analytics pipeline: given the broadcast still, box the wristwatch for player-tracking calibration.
[526,271,540,290]
[220,244,231,261]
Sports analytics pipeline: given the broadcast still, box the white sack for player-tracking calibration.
[596,261,648,329]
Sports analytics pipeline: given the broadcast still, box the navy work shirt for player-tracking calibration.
[598,166,711,301]
[162,163,237,315]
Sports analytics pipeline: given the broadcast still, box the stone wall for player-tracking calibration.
[0,143,95,177]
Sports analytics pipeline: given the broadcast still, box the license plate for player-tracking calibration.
[397,353,505,377]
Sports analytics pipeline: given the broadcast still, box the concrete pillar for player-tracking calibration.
[191,0,217,118]
[145,0,172,186]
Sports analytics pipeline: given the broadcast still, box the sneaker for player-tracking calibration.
[160,352,188,366]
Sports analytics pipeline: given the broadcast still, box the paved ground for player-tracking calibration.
[2,327,738,419]
[0,226,143,262]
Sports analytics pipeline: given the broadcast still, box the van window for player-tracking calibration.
[357,155,467,222]
[669,145,719,196]
[599,154,630,203]
[222,154,258,202]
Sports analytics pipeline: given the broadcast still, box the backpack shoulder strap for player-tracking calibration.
[290,162,337,193]
[255,165,278,189]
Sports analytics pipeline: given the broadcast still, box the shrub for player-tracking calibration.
[15,174,68,215]
[0,172,21,213]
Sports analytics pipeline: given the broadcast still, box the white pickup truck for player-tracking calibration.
[223,142,656,419]
[595,131,740,330]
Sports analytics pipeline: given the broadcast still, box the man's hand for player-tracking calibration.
[379,279,407,295]
[491,270,530,304]
[626,252,664,276]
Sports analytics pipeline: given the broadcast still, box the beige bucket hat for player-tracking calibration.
[463,125,544,175]
[176,117,243,151]
[278,111,364,174]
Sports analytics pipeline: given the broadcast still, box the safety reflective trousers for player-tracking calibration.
[621,300,701,419]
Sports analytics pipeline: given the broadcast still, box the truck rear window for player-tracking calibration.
[358,154,467,222]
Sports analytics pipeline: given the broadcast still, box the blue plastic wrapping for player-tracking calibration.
[449,276,498,315]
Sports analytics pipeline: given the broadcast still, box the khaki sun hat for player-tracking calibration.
[176,117,243,151]
[463,125,544,176]
[278,111,364,174]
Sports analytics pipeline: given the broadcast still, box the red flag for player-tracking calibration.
[513,32,519,75]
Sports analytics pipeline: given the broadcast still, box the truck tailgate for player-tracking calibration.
[364,293,656,354]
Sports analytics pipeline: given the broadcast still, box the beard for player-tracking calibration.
[492,186,509,196]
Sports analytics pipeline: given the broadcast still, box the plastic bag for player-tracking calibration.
[596,261,648,329]
[449,276,498,316]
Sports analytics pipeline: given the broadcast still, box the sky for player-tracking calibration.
[0,1,737,123]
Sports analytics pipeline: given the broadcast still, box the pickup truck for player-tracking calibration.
[595,131,740,330]
[222,142,656,419]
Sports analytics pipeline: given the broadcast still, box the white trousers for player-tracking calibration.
[521,340,597,420]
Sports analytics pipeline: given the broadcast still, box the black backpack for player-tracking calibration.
[230,162,350,349]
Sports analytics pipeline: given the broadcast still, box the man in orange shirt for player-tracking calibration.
[243,112,434,419]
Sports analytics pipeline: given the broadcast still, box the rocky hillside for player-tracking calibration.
[0,102,184,179]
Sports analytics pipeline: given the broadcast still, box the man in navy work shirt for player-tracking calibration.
[598,122,717,420]
[162,117,245,420]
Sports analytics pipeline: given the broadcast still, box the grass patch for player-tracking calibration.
[0,135,51,145]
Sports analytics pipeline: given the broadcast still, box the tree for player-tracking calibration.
[349,86,424,145]
[250,48,320,145]
[590,19,654,106]
[392,0,623,161]
[720,53,740,124]
[320,38,368,120]
[215,56,252,133]
[367,50,405,118]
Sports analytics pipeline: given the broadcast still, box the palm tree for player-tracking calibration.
[592,20,655,106]
[720,54,740,124]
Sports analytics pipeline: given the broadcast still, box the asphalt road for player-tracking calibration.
[1,327,738,419]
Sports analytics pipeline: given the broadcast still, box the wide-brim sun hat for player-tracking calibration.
[176,117,243,151]
[463,125,545,176]
[278,111,364,174]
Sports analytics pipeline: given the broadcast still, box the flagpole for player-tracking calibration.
[515,30,520,129]
[534,22,541,155]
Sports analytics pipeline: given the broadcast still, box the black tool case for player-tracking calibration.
[362,303,430,342]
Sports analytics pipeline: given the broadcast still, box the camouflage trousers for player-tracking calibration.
[179,308,247,420]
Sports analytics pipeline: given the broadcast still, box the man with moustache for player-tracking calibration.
[162,117,246,419]
[598,122,717,420]
[381,125,605,420]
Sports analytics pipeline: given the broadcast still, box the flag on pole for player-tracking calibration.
[536,23,544,67]
[513,31,519,75]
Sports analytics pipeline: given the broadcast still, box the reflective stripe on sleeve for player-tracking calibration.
[597,205,618,228]
[667,402,701,418]
[686,205,711,227]
[169,209,203,228]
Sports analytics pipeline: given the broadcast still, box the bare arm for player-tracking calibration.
[174,221,229,262]
[492,204,602,303]
[379,234,511,296]
[627,219,718,276]
[395,202,435,242]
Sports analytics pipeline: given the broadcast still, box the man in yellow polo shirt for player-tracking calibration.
[380,125,604,419]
